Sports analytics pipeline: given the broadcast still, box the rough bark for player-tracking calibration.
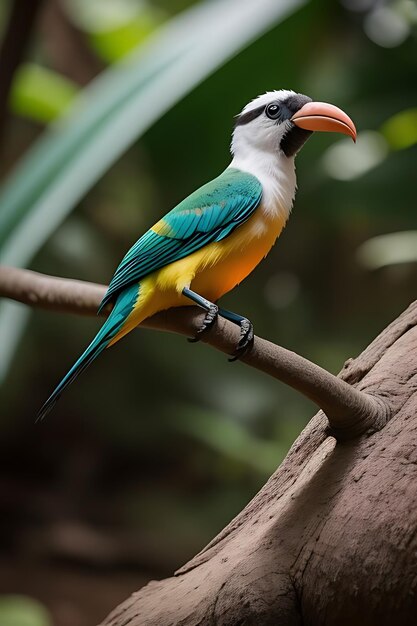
[1,265,416,623]
[101,301,417,626]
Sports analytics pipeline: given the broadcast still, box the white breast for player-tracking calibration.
[229,148,297,238]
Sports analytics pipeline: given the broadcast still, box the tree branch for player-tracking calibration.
[100,301,417,626]
[0,264,391,439]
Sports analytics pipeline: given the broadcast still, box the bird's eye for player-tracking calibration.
[265,103,281,120]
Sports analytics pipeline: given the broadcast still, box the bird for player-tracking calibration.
[38,89,356,420]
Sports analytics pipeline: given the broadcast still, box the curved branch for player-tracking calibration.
[0,265,391,439]
[0,265,108,315]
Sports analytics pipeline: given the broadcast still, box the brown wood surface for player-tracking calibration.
[1,265,415,624]
[102,301,417,625]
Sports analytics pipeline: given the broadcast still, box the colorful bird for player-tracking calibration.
[38,90,356,420]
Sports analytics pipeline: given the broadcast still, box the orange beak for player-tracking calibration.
[291,101,357,142]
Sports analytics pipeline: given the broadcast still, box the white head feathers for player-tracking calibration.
[229,90,309,221]
[238,89,297,115]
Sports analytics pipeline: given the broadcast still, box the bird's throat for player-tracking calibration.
[229,155,296,225]
[280,125,312,157]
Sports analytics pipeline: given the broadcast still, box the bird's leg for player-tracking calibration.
[182,287,219,343]
[218,307,254,361]
[181,287,254,361]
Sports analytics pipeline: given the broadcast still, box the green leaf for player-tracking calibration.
[64,0,165,62]
[10,64,78,123]
[0,596,51,626]
[89,16,162,62]
[381,107,417,150]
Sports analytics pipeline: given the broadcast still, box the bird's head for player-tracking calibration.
[231,89,356,159]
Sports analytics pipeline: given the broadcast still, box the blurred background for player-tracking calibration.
[0,0,416,624]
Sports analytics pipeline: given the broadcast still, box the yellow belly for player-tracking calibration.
[190,219,282,301]
[109,206,285,344]
[159,207,285,300]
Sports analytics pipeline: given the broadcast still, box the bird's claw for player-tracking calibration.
[187,303,219,343]
[228,318,254,362]
[186,301,254,360]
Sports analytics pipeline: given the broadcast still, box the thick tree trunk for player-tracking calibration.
[102,301,417,626]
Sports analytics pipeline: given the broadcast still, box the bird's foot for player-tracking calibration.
[187,303,219,343]
[228,316,254,362]
[181,289,254,357]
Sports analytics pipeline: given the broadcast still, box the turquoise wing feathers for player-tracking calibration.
[98,168,262,312]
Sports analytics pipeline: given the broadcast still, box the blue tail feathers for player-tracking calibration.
[37,284,139,421]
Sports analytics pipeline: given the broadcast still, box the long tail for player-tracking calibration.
[37,284,139,421]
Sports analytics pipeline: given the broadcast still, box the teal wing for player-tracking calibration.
[38,283,139,421]
[98,168,262,312]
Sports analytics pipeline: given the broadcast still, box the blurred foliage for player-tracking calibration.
[357,231,417,268]
[174,405,287,474]
[382,107,417,150]
[10,64,78,123]
[63,0,166,62]
[0,0,301,265]
[0,0,416,624]
[0,596,51,626]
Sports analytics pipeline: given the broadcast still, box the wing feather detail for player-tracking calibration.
[98,168,262,312]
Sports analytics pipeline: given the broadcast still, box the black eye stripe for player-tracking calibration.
[234,101,283,126]
[234,94,313,129]
[234,104,266,127]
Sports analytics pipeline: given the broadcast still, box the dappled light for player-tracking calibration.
[322,130,389,180]
[382,107,417,150]
[364,4,411,48]
[357,230,417,269]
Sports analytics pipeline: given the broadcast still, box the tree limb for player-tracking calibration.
[0,264,391,439]
[102,302,417,625]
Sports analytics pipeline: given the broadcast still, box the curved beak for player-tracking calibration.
[291,101,357,142]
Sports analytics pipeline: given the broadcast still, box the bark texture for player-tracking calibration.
[102,301,417,626]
